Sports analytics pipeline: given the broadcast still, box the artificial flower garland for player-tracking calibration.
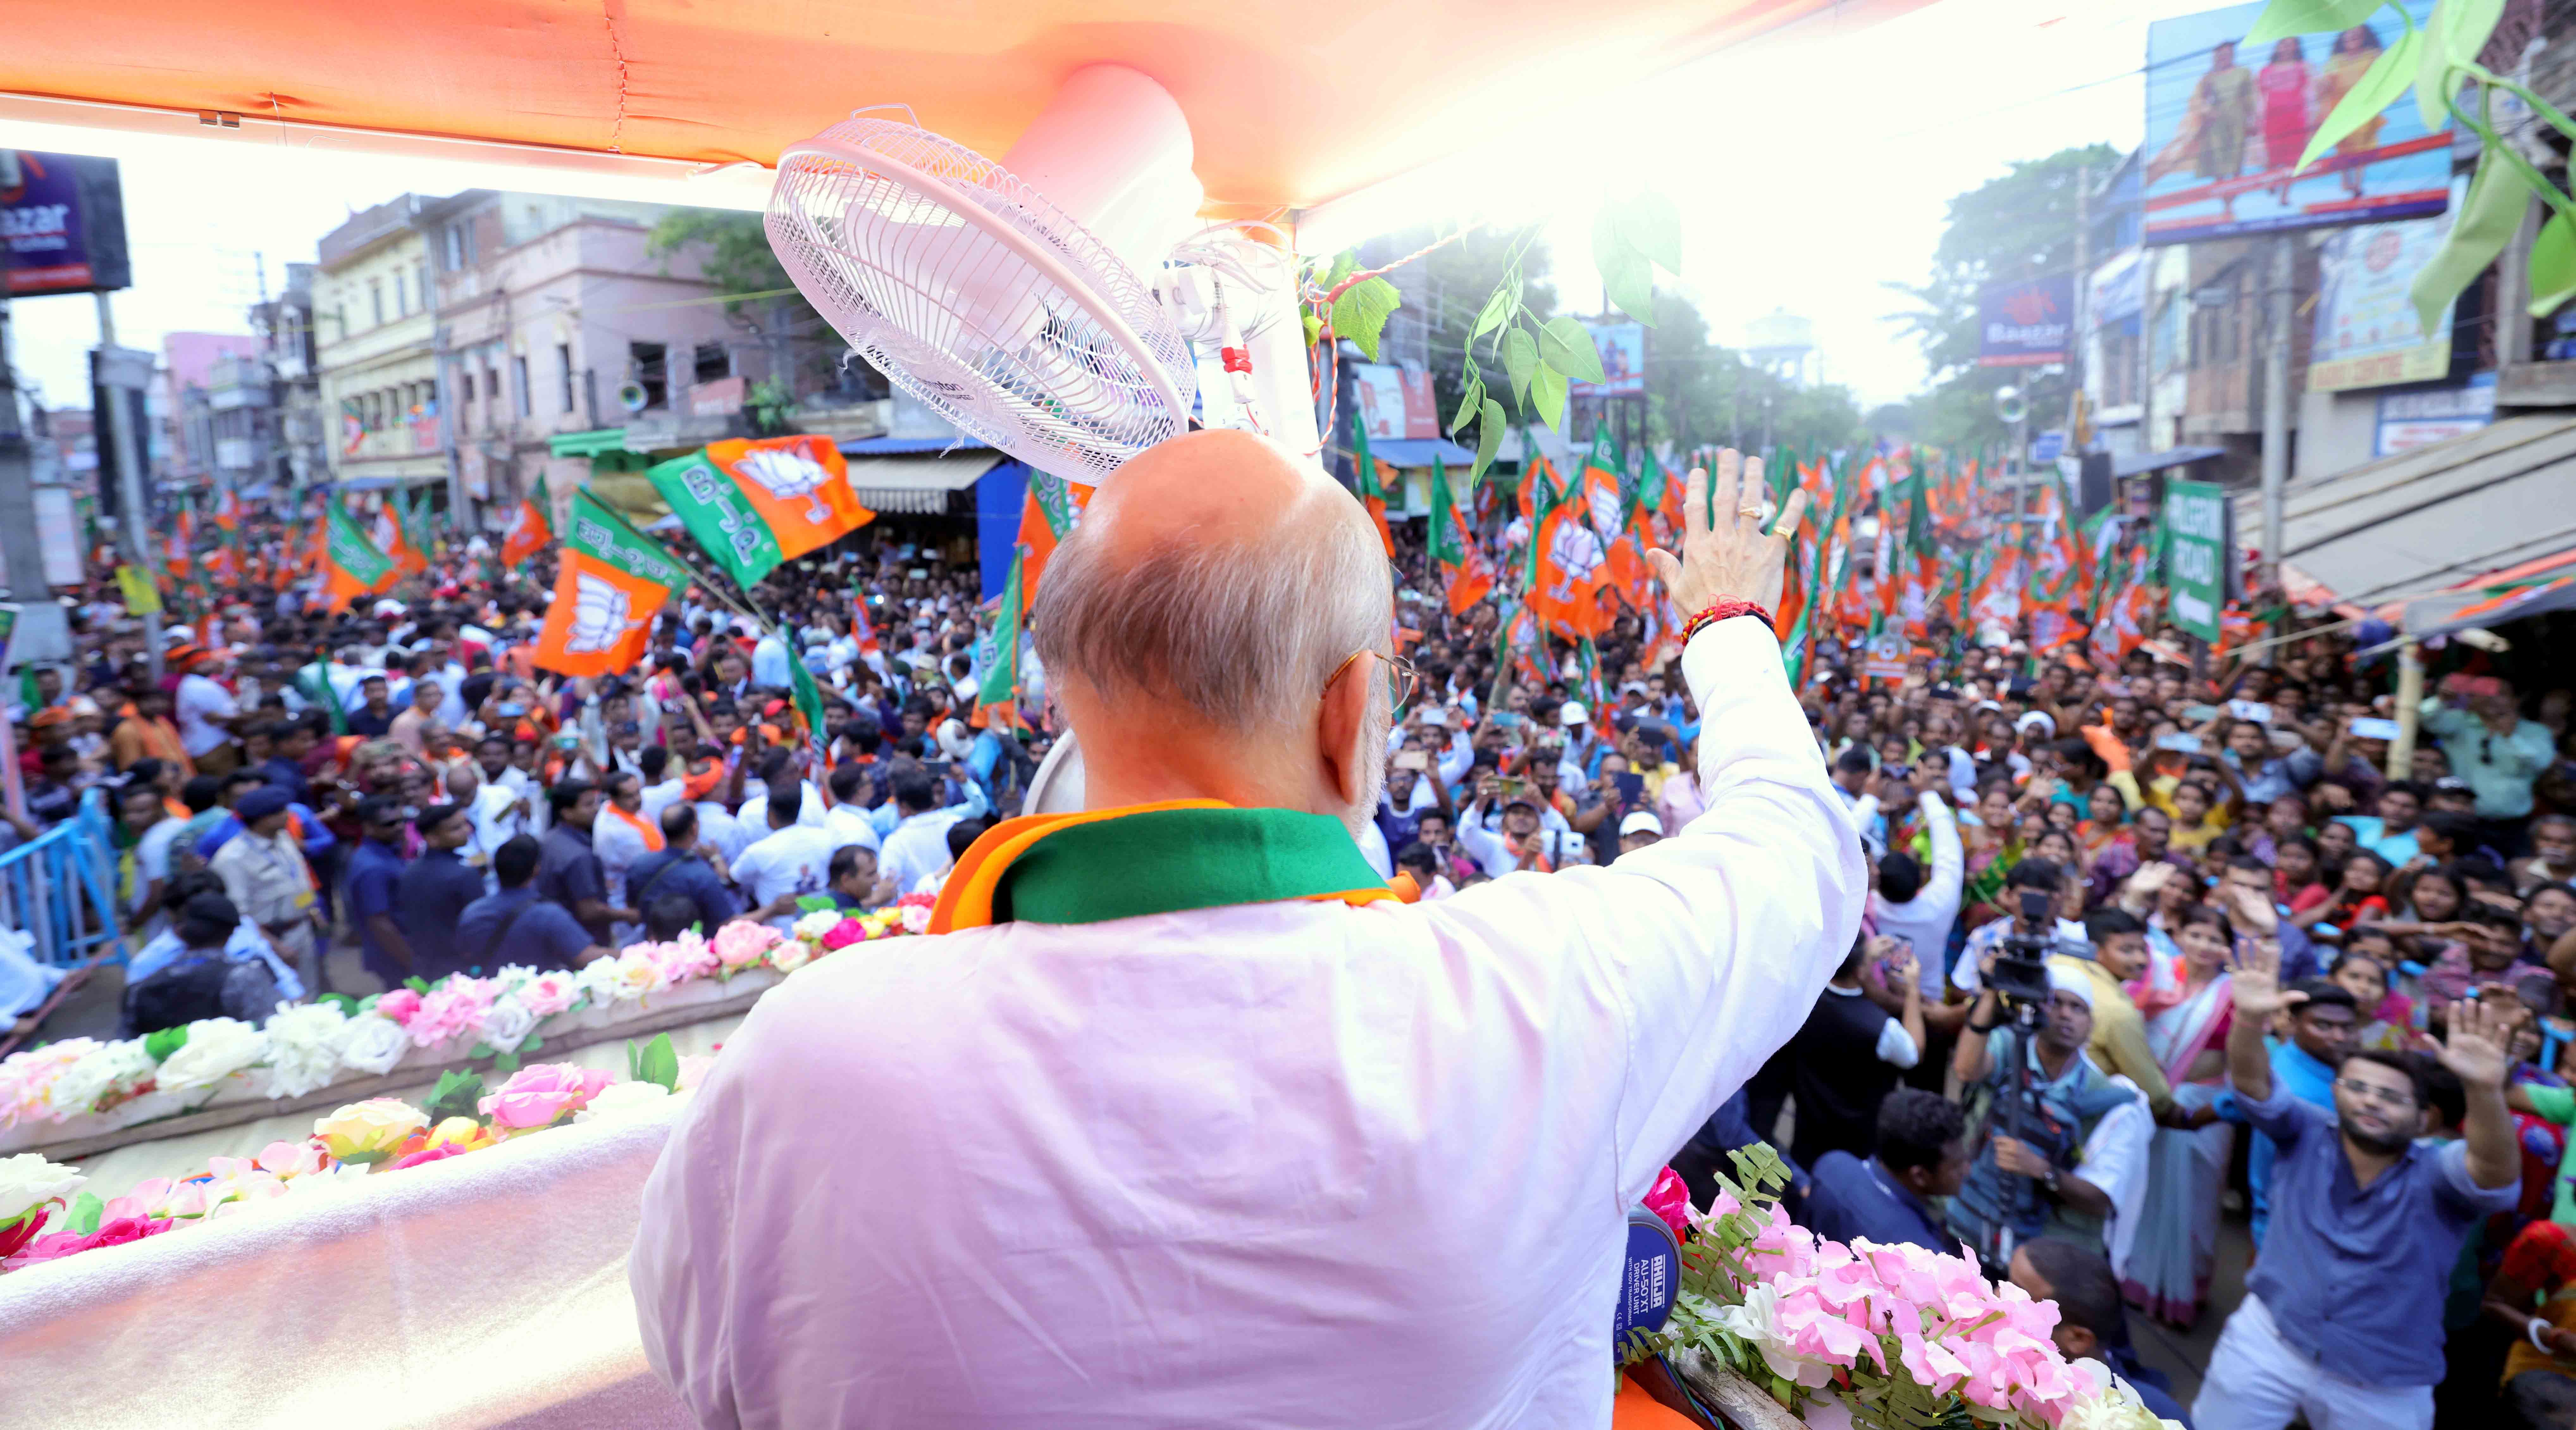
[0,894,935,1149]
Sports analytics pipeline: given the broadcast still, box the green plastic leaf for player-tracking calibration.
[2244,0,2386,48]
[405,976,431,994]
[1616,191,1683,275]
[66,1191,102,1235]
[2298,28,2422,173]
[144,1025,189,1063]
[1538,316,1607,384]
[2411,147,2526,335]
[1331,276,1402,362]
[1501,326,1540,407]
[523,1034,543,1053]
[425,1069,486,1125]
[1300,311,1323,350]
[317,993,360,1018]
[1529,364,1570,430]
[1600,247,1656,325]
[2531,210,2576,315]
[1470,399,1506,485]
[794,894,837,913]
[636,1031,681,1092]
[491,1051,520,1075]
[2418,0,2502,131]
[1469,281,1514,340]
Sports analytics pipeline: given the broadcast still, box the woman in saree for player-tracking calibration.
[2116,904,2238,1326]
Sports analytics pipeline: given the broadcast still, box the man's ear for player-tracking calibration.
[2056,1323,2099,1361]
[1317,654,1377,810]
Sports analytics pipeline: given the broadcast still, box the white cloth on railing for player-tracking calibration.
[0,1099,695,1430]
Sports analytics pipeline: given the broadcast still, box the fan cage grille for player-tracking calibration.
[765,118,1197,485]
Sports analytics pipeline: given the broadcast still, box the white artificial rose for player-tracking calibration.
[575,956,628,1006]
[50,1040,158,1117]
[260,1002,354,1100]
[0,1152,85,1223]
[337,1014,412,1076]
[489,964,540,995]
[790,909,841,942]
[606,950,666,1002]
[155,1018,269,1092]
[768,938,812,975]
[480,994,537,1054]
[572,1080,672,1124]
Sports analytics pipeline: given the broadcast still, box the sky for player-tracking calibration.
[2,0,2232,413]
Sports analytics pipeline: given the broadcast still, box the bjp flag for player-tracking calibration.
[707,436,874,564]
[1016,469,1090,602]
[501,475,554,569]
[533,490,691,677]
[323,503,397,614]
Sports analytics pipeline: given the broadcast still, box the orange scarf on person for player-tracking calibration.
[605,801,665,852]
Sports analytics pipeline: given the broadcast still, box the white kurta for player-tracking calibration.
[630,619,1865,1428]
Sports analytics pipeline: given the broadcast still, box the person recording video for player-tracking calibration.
[1944,913,2149,1274]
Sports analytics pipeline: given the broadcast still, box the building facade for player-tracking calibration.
[316,195,446,496]
[420,191,773,527]
[250,262,327,493]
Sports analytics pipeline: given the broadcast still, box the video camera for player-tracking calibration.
[1987,888,2057,1009]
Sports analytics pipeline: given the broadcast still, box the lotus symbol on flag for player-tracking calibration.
[735,448,835,526]
[1550,518,1606,585]
[568,573,634,654]
[1588,481,1621,544]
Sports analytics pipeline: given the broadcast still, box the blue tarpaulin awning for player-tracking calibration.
[2112,446,2226,479]
[840,434,993,455]
[1368,437,1477,467]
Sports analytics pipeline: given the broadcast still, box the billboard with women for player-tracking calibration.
[2143,1,2449,245]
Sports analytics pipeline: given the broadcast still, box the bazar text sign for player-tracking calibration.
[1977,275,2072,368]
[2,151,130,297]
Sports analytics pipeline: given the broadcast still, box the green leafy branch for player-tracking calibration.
[2242,0,2570,333]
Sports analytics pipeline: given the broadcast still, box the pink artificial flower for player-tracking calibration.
[477,1063,614,1130]
[100,1178,175,1223]
[673,1054,717,1092]
[391,1142,473,1171]
[652,937,720,984]
[407,978,495,1048]
[517,971,579,1017]
[711,921,782,969]
[896,892,935,934]
[820,918,866,951]
[0,1213,45,1261]
[254,1141,330,1179]
[6,1214,174,1267]
[1642,1167,1691,1240]
[373,988,424,1025]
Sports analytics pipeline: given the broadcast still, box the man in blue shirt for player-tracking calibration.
[456,834,606,974]
[2193,942,2520,1430]
[624,804,743,938]
[343,796,415,986]
[1801,1088,1967,1254]
[395,803,495,980]
[2239,979,2354,1247]
[2334,781,2426,868]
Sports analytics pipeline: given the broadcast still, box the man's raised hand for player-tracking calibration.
[1646,448,1805,616]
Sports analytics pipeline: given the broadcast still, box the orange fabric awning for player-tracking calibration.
[1,0,1927,217]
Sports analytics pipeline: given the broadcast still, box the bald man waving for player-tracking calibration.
[632,432,1861,1428]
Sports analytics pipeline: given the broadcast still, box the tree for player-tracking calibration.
[1886,144,2117,450]
[646,210,877,407]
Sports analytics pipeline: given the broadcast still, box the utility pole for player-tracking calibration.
[94,291,162,677]
[2072,163,2090,447]
[2258,232,2292,600]
[0,157,64,683]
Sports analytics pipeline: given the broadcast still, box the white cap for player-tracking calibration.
[1619,810,1664,838]
[2015,710,2057,737]
[2047,962,2094,1007]
[1559,701,1589,727]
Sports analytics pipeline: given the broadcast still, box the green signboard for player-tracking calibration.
[2162,478,2228,644]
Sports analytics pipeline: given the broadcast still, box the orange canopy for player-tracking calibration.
[2,0,1926,218]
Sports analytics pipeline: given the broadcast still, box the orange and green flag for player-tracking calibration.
[1426,455,1493,616]
[532,489,691,678]
[973,546,1027,731]
[649,435,875,588]
[323,502,397,613]
[501,474,553,568]
[1350,419,1396,558]
[1016,469,1090,602]
[1528,455,1612,643]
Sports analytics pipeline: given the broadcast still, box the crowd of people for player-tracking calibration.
[9,457,2576,1429]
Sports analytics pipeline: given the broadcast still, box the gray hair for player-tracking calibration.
[1032,505,1389,734]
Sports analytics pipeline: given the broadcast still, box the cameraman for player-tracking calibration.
[1950,860,2089,1000]
[1945,958,2148,1268]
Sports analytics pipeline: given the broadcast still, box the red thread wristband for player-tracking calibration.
[1681,600,1775,644]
